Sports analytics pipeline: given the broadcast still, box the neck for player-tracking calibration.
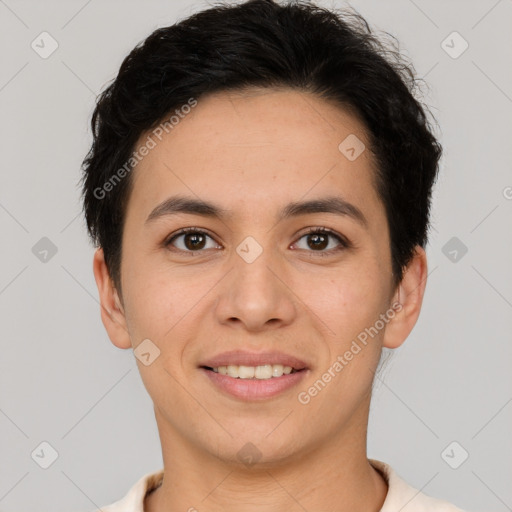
[144,409,388,512]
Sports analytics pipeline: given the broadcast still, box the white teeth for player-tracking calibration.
[272,364,284,377]
[238,365,255,379]
[211,364,297,379]
[227,365,239,378]
[255,365,272,379]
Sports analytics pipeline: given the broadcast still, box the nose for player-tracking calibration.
[214,239,297,333]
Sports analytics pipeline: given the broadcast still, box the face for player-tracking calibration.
[94,88,426,467]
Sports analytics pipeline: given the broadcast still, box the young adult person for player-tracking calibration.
[81,1,467,510]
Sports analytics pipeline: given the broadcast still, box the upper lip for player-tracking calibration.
[200,350,308,370]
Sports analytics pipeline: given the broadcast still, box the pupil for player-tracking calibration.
[185,233,205,250]
[309,233,327,250]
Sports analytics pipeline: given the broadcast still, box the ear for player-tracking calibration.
[92,247,132,349]
[382,245,428,349]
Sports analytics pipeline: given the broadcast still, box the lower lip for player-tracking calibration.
[200,368,308,400]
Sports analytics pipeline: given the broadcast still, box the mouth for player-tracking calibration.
[198,350,309,400]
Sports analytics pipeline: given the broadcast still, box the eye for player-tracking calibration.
[165,227,220,253]
[292,227,350,255]
[164,226,351,255]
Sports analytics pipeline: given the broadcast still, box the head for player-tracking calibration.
[81,0,441,466]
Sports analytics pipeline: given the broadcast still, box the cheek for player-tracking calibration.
[313,262,387,340]
[121,251,178,341]
[121,253,218,351]
[304,273,386,416]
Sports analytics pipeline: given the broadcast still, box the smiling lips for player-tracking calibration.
[200,350,309,400]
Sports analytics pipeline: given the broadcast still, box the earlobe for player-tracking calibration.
[92,247,132,350]
[382,245,428,350]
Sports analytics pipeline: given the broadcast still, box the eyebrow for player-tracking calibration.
[145,194,368,229]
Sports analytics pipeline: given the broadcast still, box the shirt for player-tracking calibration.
[92,459,468,512]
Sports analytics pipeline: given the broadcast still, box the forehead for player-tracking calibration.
[126,88,383,226]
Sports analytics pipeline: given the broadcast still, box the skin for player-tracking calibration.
[93,88,428,512]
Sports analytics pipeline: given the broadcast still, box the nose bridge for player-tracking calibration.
[233,232,281,300]
[214,231,296,330]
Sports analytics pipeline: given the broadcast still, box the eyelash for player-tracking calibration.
[164,226,351,256]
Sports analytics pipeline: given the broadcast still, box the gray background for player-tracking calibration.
[0,0,511,510]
